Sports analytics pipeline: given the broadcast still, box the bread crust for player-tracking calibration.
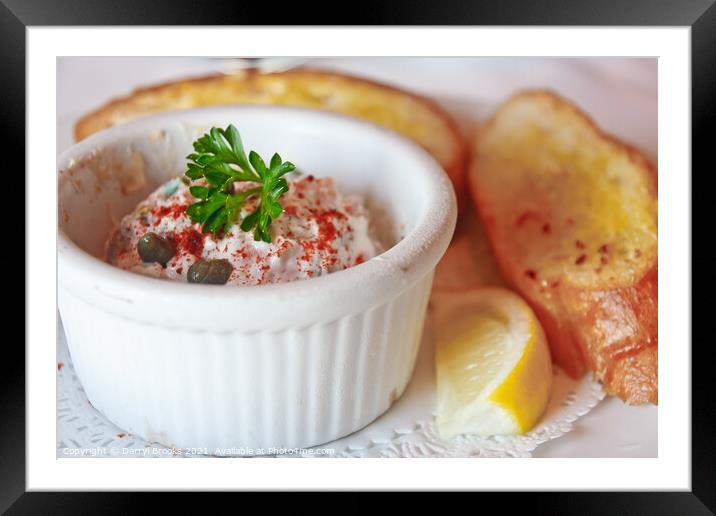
[74,68,467,207]
[561,265,658,404]
[468,90,658,404]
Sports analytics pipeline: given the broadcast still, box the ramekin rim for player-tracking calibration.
[58,105,457,328]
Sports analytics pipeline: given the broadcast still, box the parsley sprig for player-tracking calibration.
[184,125,295,242]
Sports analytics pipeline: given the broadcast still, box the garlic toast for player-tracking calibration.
[74,68,467,204]
[468,90,657,404]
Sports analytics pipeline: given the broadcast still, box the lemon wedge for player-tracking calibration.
[432,288,553,438]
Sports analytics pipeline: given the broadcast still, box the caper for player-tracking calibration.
[137,232,175,266]
[187,259,233,285]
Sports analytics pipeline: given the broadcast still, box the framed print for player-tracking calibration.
[3,0,711,511]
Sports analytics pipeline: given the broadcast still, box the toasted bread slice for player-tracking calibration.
[432,206,506,292]
[468,90,657,404]
[74,68,467,205]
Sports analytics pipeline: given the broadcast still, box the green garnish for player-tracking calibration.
[184,124,296,242]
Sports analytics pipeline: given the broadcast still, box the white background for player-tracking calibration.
[31,28,689,490]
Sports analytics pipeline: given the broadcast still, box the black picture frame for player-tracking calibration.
[4,0,709,512]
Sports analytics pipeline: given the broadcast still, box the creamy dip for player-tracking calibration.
[106,174,381,285]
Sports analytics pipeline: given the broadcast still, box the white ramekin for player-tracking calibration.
[58,106,457,453]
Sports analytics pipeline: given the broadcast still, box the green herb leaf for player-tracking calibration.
[185,202,206,221]
[270,153,282,171]
[184,124,295,240]
[186,163,204,180]
[249,151,268,179]
[189,186,210,199]
[267,200,283,219]
[274,162,296,178]
[240,210,259,232]
[270,178,289,199]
